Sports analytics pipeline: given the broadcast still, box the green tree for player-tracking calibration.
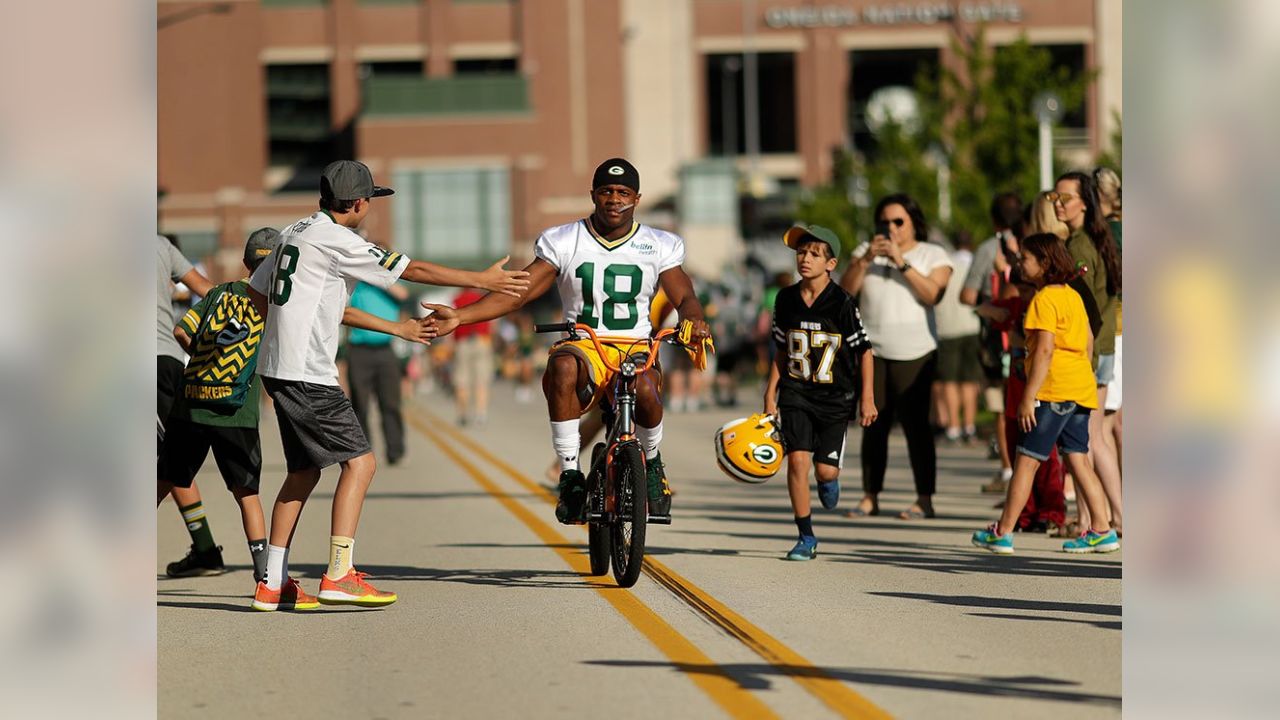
[798,26,1096,248]
[1095,110,1123,176]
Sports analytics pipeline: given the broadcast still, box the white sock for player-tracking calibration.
[551,419,581,472]
[265,544,287,590]
[637,421,663,461]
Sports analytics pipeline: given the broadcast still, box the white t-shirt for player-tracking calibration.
[934,248,981,339]
[534,219,684,340]
[852,240,954,361]
[249,211,409,384]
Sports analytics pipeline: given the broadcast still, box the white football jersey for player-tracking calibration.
[534,219,685,340]
[249,211,408,384]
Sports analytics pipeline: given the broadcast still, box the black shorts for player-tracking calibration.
[160,418,262,491]
[262,377,372,473]
[778,400,851,468]
[158,355,185,425]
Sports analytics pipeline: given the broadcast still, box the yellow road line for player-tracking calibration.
[416,407,894,720]
[406,412,780,720]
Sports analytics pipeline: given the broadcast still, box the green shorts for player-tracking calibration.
[937,335,983,384]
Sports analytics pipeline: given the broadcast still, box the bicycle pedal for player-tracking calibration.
[646,513,672,525]
[585,511,607,522]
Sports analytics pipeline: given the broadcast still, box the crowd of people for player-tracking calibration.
[156,157,1122,608]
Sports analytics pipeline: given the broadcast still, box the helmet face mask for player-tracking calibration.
[714,414,783,484]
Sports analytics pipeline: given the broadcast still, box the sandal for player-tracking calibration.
[897,506,936,520]
[1052,520,1082,538]
[844,500,880,518]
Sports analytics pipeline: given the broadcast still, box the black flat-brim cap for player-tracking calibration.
[320,160,395,201]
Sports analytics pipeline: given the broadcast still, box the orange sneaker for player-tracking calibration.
[318,569,398,607]
[251,577,320,612]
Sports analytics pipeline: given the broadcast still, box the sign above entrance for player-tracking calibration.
[763,2,1024,29]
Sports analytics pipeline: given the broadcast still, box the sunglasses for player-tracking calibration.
[1048,191,1078,205]
[879,217,906,227]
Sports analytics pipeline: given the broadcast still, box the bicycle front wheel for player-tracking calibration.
[609,441,647,587]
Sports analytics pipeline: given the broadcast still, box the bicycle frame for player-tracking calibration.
[548,323,675,522]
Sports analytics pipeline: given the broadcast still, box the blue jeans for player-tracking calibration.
[1017,400,1091,461]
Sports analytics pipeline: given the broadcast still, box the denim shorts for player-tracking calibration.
[1094,353,1116,385]
[1017,400,1091,461]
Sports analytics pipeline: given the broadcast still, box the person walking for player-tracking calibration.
[960,193,1022,493]
[1052,171,1124,534]
[971,234,1119,554]
[347,273,411,465]
[451,286,496,426]
[839,194,953,520]
[763,225,876,560]
[245,160,529,611]
[934,231,983,445]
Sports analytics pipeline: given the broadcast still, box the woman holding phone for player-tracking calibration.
[840,194,954,520]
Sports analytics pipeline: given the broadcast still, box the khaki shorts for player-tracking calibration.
[453,336,495,391]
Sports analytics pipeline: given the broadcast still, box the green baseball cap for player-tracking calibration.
[783,224,841,258]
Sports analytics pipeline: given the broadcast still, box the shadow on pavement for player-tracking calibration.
[309,490,523,501]
[670,530,1121,580]
[287,562,596,590]
[967,612,1122,631]
[868,591,1121,617]
[582,659,1121,706]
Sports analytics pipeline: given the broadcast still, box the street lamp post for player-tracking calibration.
[1033,91,1064,190]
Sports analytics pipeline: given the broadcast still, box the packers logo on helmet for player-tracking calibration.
[714,413,783,484]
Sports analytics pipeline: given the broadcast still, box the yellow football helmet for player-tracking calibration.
[714,413,783,484]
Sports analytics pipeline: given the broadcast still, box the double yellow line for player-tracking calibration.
[408,407,891,720]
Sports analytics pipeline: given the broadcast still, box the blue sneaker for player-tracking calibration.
[971,524,1014,554]
[1062,528,1120,554]
[785,536,818,561]
[816,479,840,510]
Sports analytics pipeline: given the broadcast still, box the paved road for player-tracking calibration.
[158,383,1121,719]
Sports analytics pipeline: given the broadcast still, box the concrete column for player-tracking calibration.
[329,0,361,131]
[622,0,695,201]
[795,27,847,185]
[425,0,452,77]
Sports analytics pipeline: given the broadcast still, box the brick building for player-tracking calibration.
[159,0,1120,281]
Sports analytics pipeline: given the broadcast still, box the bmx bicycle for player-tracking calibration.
[534,321,691,588]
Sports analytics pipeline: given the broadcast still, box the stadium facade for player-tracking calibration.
[159,0,1120,279]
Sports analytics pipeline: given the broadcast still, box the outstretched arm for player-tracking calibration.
[341,307,435,345]
[658,267,709,338]
[423,258,557,337]
[399,255,531,298]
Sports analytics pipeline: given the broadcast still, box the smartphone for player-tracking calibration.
[874,220,891,237]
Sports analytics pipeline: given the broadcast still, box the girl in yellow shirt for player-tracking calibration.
[972,234,1120,554]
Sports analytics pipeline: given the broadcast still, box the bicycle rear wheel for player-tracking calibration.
[586,443,610,576]
[609,441,647,587]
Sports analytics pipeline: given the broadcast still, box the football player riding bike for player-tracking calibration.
[424,158,713,523]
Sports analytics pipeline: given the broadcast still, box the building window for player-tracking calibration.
[359,61,425,80]
[704,52,797,156]
[454,58,518,74]
[848,48,939,153]
[679,160,737,226]
[265,64,333,170]
[392,167,511,264]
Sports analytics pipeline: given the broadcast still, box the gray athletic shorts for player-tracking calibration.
[262,377,372,473]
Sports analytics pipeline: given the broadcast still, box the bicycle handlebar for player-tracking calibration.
[533,322,576,334]
[533,322,691,374]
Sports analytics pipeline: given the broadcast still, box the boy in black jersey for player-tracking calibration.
[764,225,877,560]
